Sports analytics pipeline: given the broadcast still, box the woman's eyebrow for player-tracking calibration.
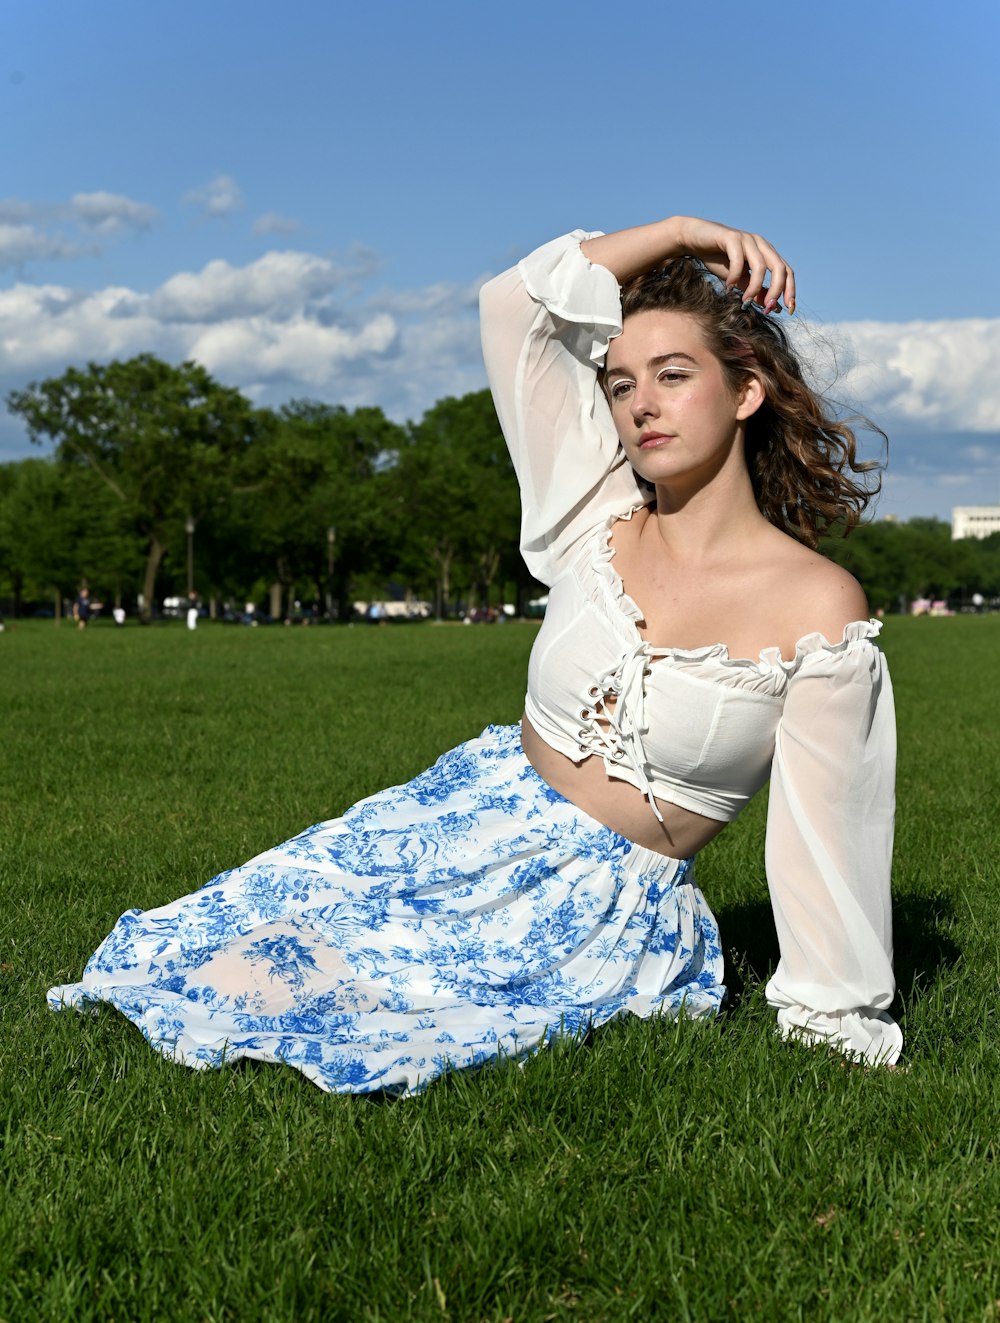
[605,351,699,380]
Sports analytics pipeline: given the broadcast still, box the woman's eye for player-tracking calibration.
[659,370,689,384]
[610,381,634,400]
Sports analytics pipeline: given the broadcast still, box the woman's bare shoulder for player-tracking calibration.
[760,531,869,648]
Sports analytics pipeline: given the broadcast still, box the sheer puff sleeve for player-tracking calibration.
[479,230,646,587]
[764,623,902,1066]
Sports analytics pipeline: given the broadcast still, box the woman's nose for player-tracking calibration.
[630,379,658,421]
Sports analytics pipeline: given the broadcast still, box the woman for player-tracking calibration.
[48,216,901,1091]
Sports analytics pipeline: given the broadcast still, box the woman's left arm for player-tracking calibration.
[763,633,902,1066]
[581,217,796,312]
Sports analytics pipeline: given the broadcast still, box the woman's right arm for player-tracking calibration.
[480,231,646,587]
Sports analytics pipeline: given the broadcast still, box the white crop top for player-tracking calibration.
[480,229,902,1067]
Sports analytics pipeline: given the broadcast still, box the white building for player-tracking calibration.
[952,506,1000,540]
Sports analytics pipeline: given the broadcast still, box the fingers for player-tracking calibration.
[783,261,796,316]
[740,232,793,314]
[721,233,748,293]
[676,217,796,314]
[748,233,796,315]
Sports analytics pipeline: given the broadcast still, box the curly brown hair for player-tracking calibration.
[612,258,885,548]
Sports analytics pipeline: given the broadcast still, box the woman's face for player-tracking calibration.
[604,309,759,488]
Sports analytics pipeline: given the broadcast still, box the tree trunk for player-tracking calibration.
[53,588,62,626]
[433,547,453,622]
[269,581,282,621]
[478,546,500,610]
[141,537,166,623]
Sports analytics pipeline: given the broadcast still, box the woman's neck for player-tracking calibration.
[649,461,771,564]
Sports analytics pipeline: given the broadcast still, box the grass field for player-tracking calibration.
[2,616,999,1322]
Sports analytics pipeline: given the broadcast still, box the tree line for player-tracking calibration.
[0,354,522,622]
[0,353,998,622]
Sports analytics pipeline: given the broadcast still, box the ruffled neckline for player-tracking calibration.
[591,511,883,676]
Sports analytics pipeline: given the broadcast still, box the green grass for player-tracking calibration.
[2,616,999,1322]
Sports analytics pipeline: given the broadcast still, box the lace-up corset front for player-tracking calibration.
[525,518,787,822]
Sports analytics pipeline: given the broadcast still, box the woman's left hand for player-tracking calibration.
[671,216,796,313]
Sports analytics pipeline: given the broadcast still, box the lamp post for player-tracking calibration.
[185,515,196,597]
[326,525,336,620]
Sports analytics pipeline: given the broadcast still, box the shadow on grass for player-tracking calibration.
[892,891,962,1007]
[717,891,962,1023]
[716,898,780,1008]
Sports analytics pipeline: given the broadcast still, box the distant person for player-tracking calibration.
[49,213,899,1092]
[112,607,126,628]
[186,592,199,631]
[73,587,91,630]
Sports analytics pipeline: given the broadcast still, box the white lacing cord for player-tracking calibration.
[575,642,663,823]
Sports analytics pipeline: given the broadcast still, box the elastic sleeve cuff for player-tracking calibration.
[774,1004,903,1067]
[517,231,622,363]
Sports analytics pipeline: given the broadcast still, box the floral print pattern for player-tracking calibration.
[48,725,724,1095]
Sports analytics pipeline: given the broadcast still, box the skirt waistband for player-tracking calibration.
[492,724,693,885]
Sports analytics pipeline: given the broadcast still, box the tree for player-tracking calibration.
[389,390,521,616]
[820,516,998,612]
[237,402,405,618]
[8,355,259,620]
[0,459,81,618]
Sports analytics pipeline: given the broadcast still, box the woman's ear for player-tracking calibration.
[736,374,765,422]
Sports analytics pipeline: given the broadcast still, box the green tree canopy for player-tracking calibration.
[388,390,521,615]
[235,401,406,618]
[8,354,260,620]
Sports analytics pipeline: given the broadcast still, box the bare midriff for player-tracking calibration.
[521,715,728,859]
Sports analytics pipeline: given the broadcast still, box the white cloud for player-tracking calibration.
[807,317,1000,433]
[0,192,157,266]
[189,313,399,387]
[369,277,484,316]
[0,224,89,267]
[961,444,993,464]
[937,472,976,486]
[0,281,184,369]
[0,248,459,406]
[0,199,42,224]
[70,191,158,234]
[183,175,245,219]
[342,242,382,282]
[252,211,300,236]
[148,251,350,323]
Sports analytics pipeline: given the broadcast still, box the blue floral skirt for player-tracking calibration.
[47,724,725,1095]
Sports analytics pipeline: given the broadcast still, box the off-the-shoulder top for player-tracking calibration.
[479,229,901,1067]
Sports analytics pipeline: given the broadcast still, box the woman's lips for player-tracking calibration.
[638,431,674,449]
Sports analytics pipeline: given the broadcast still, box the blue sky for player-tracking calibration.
[2,0,998,519]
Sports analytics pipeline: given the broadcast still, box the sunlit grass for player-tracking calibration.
[1,615,998,1321]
